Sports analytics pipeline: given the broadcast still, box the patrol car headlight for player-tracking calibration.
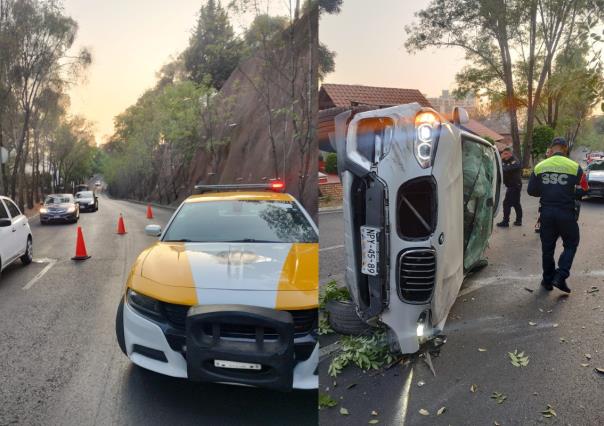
[414,111,441,169]
[67,205,76,213]
[127,289,163,319]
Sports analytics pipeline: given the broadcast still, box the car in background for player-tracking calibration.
[75,190,98,212]
[40,194,80,224]
[0,196,33,279]
[587,152,604,164]
[75,184,89,193]
[115,183,319,391]
[586,160,604,198]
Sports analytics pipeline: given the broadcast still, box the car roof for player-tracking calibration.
[46,193,73,197]
[184,191,295,204]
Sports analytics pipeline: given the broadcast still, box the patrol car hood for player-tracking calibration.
[140,242,318,292]
[587,170,604,182]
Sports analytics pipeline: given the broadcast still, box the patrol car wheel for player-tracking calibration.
[326,300,371,335]
[116,299,127,356]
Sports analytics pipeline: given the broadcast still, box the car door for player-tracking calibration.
[4,199,27,259]
[0,198,16,266]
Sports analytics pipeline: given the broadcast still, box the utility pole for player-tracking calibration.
[0,146,7,196]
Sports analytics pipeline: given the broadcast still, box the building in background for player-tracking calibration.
[427,89,478,116]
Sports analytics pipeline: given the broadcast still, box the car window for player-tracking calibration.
[6,199,21,218]
[45,195,72,204]
[163,200,318,243]
[588,161,604,171]
[76,191,93,198]
[0,200,8,219]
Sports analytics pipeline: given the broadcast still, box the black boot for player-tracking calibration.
[514,219,522,226]
[496,221,509,228]
[540,280,553,291]
[552,278,571,294]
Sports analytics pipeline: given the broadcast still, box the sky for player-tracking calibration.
[320,0,466,97]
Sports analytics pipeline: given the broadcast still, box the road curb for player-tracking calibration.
[124,198,178,211]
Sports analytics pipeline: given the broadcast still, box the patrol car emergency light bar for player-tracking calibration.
[194,181,286,193]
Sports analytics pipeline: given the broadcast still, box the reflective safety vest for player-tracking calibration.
[527,153,587,210]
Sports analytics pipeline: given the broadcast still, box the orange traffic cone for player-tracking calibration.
[146,204,154,219]
[72,226,91,261]
[117,214,127,235]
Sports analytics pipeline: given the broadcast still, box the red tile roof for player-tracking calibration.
[463,119,505,142]
[320,83,432,109]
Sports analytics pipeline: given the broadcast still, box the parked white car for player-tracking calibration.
[0,196,33,278]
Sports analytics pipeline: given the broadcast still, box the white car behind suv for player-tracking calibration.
[0,196,33,278]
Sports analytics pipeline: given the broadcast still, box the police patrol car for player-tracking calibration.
[115,182,318,391]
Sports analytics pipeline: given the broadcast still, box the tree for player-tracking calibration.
[531,125,555,159]
[182,0,242,90]
[407,0,603,167]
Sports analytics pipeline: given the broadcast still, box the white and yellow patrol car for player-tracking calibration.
[115,183,318,391]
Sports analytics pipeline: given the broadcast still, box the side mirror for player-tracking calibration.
[453,106,470,126]
[0,218,11,227]
[145,224,162,237]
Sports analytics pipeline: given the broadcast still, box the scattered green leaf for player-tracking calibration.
[368,420,379,425]
[318,317,334,335]
[491,392,507,404]
[470,384,478,393]
[541,404,557,418]
[437,406,446,416]
[320,280,351,309]
[529,321,537,326]
[478,348,487,352]
[319,393,338,409]
[419,408,430,416]
[339,407,349,416]
[508,349,530,367]
[328,330,396,377]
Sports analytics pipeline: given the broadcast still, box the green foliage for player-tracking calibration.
[328,330,395,377]
[183,0,242,90]
[324,152,338,174]
[319,279,350,309]
[319,393,338,409]
[318,316,333,335]
[531,126,555,158]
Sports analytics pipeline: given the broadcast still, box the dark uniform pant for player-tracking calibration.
[540,207,580,283]
[503,184,523,223]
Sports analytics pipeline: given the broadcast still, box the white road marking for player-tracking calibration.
[23,258,58,290]
[319,244,344,253]
[398,367,414,425]
[458,269,604,297]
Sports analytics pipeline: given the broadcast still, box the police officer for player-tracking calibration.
[527,137,588,293]
[497,147,523,227]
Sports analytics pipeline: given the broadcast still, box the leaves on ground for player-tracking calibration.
[419,408,430,416]
[491,392,507,404]
[320,280,351,309]
[595,367,604,375]
[581,363,590,367]
[478,348,487,352]
[470,384,478,393]
[559,337,566,343]
[318,317,334,335]
[529,321,537,326]
[553,323,559,328]
[417,380,425,387]
[319,393,338,409]
[339,407,349,416]
[368,420,379,424]
[328,330,395,377]
[541,404,557,418]
[585,353,592,360]
[587,286,599,293]
[437,406,446,416]
[508,349,530,367]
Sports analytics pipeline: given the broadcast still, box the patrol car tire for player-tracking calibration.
[116,300,127,356]
[326,300,371,335]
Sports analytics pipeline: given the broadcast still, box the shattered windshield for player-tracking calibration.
[462,138,497,272]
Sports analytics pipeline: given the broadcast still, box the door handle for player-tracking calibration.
[12,228,16,232]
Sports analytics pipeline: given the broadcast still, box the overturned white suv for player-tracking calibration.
[333,104,502,354]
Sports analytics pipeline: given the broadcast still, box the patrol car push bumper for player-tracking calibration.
[186,305,296,391]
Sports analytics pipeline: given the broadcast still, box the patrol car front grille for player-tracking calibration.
[397,249,436,303]
[162,303,317,338]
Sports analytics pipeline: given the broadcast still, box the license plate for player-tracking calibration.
[214,359,262,370]
[360,226,380,276]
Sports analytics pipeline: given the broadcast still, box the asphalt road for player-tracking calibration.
[319,189,604,425]
[0,195,316,426]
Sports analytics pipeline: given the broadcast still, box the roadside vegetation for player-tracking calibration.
[406,0,604,167]
[0,0,95,210]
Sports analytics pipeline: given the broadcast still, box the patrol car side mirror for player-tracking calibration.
[0,218,11,227]
[453,107,470,126]
[145,224,162,237]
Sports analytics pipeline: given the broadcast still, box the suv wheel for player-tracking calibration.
[21,237,33,265]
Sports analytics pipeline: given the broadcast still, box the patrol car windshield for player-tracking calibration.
[162,200,318,243]
[75,191,94,198]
